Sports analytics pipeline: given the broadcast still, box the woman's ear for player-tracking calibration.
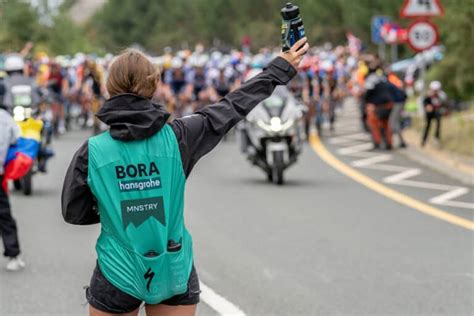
[154,77,161,93]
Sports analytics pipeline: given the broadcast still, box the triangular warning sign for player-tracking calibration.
[400,0,445,18]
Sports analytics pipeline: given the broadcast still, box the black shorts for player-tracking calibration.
[86,264,200,314]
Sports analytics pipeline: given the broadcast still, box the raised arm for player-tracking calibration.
[170,38,309,177]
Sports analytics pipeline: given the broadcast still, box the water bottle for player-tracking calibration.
[281,3,305,52]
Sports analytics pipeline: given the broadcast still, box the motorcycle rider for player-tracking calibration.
[2,54,41,111]
[62,39,308,316]
[3,54,53,173]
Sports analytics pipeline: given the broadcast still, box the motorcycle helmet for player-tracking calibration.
[4,54,25,72]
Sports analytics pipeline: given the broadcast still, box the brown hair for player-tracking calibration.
[106,48,160,99]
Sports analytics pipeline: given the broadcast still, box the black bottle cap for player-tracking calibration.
[281,3,300,20]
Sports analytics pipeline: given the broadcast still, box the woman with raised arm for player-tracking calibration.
[61,38,308,316]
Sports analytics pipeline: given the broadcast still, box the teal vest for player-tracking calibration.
[88,125,193,304]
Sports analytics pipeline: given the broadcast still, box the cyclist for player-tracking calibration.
[47,62,66,134]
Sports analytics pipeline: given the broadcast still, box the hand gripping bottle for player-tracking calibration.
[281,3,305,52]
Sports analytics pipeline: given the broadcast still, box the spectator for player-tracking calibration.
[387,73,407,148]
[363,65,394,150]
[422,81,446,147]
[0,103,25,271]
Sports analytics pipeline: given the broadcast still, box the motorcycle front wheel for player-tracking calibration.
[13,180,22,191]
[272,151,284,185]
[22,170,33,196]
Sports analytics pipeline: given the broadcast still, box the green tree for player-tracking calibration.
[47,13,94,55]
[91,0,163,51]
[0,0,42,51]
[428,0,474,100]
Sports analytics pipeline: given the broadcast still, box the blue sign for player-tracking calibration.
[371,16,391,44]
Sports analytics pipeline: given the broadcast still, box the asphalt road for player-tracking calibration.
[1,110,472,315]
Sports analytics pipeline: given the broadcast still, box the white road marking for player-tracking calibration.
[384,168,422,183]
[329,132,370,144]
[338,143,373,155]
[430,188,473,209]
[328,100,474,210]
[352,154,394,168]
[200,281,246,316]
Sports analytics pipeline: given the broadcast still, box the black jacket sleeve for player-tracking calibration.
[170,57,297,177]
[61,140,99,225]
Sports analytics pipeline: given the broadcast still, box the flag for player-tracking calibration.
[2,118,43,192]
[346,32,362,57]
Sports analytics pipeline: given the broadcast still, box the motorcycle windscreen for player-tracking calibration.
[262,95,285,118]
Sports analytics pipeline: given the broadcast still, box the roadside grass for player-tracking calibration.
[409,105,474,158]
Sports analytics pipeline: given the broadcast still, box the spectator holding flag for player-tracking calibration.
[0,103,25,271]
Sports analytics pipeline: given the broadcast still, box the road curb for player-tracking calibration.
[401,130,474,186]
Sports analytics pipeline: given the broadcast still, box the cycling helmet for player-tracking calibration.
[429,81,442,91]
[177,50,188,60]
[171,57,183,69]
[194,55,208,68]
[321,59,334,72]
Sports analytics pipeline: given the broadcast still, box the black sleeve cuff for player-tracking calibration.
[266,56,298,84]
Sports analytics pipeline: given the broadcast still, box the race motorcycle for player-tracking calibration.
[8,85,54,195]
[238,85,305,185]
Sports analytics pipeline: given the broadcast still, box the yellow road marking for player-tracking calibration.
[309,133,474,231]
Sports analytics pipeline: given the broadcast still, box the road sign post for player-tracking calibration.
[371,16,390,61]
[391,43,398,63]
[398,0,444,111]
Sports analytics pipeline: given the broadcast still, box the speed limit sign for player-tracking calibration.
[407,19,439,52]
